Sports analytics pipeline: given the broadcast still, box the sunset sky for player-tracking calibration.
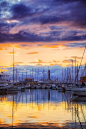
[0,0,86,80]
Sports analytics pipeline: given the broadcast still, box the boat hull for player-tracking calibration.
[73,91,86,96]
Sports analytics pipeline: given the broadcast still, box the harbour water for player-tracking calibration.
[0,89,86,129]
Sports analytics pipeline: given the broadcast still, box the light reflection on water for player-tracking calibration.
[0,89,86,128]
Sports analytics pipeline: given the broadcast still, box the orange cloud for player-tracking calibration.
[0,40,85,50]
[29,59,60,65]
[8,52,17,55]
[71,56,82,59]
[29,59,45,64]
[37,59,44,63]
[27,52,39,55]
[62,60,72,63]
[53,60,59,63]
[42,44,66,49]
[8,52,14,54]
[14,62,24,65]
[0,47,6,50]
[0,43,21,52]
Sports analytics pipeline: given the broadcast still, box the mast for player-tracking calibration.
[13,47,14,86]
[75,57,76,85]
[38,69,39,81]
[22,72,23,82]
[85,63,86,85]
[62,68,63,83]
[32,68,33,84]
[65,68,66,83]
[35,69,36,81]
[26,70,27,79]
[77,64,78,85]
[72,60,73,84]
[37,69,38,81]
[69,68,71,83]
[37,69,39,81]
[16,68,17,83]
[67,67,68,84]
[43,67,44,82]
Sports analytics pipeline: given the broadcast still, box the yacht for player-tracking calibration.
[30,84,35,89]
[36,84,41,89]
[72,87,86,96]
[52,84,56,90]
[46,84,52,89]
[0,79,13,91]
[25,83,30,89]
[56,85,63,91]
[42,84,46,89]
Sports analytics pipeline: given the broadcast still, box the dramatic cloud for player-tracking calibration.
[11,4,32,20]
[0,0,86,44]
[0,0,86,78]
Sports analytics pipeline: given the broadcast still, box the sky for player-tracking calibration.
[0,0,86,81]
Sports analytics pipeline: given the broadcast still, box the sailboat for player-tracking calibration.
[72,46,86,96]
[8,48,21,91]
[0,72,13,92]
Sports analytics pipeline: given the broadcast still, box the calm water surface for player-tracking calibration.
[0,89,86,129]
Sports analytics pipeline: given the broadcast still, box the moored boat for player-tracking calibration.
[72,87,86,96]
[52,84,56,90]
[46,85,52,89]
[56,85,63,91]
[36,84,41,89]
[42,84,45,89]
[25,83,30,89]
[30,84,35,89]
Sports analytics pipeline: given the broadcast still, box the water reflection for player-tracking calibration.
[0,89,86,128]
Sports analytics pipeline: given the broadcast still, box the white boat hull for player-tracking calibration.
[36,86,41,89]
[52,84,56,90]
[25,85,30,89]
[42,85,45,89]
[73,91,86,96]
[72,88,86,92]
[31,85,35,89]
[56,85,63,91]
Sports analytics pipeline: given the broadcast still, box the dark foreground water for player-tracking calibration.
[0,89,86,129]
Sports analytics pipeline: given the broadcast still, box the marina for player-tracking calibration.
[1,0,86,128]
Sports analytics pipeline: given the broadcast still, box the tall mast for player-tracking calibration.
[62,68,63,83]
[43,67,44,82]
[35,69,36,81]
[26,70,27,79]
[22,72,23,82]
[65,68,66,83]
[16,68,17,83]
[85,63,86,85]
[67,67,68,83]
[37,69,38,81]
[13,47,14,86]
[77,63,78,85]
[32,68,33,84]
[72,60,73,84]
[75,57,76,85]
[38,69,39,81]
